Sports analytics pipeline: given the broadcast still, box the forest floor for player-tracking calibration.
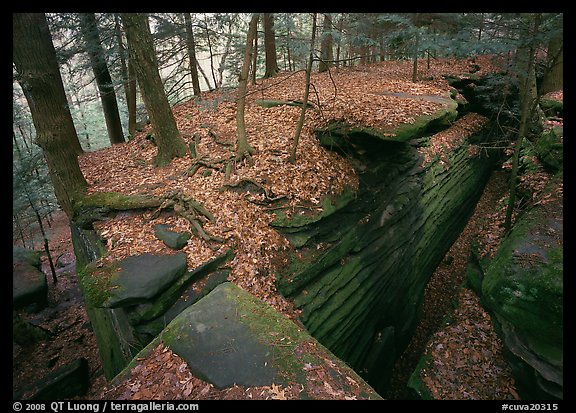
[13,56,562,400]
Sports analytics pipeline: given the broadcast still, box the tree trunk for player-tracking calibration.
[290,13,317,164]
[79,13,125,145]
[203,14,219,91]
[13,13,88,219]
[115,13,137,139]
[184,13,202,98]
[504,13,541,232]
[235,14,259,163]
[263,13,279,78]
[121,13,188,167]
[412,29,419,82]
[319,13,334,73]
[541,35,563,95]
[251,16,259,85]
[335,14,345,68]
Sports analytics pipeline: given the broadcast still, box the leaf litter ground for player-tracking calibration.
[14,55,547,400]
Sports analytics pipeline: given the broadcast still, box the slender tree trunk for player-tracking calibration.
[121,13,188,167]
[203,14,219,91]
[13,13,88,219]
[14,212,28,248]
[263,13,279,78]
[319,13,334,73]
[251,16,259,85]
[412,29,419,82]
[235,14,259,163]
[290,13,317,164]
[504,13,541,232]
[184,13,202,98]
[197,63,213,91]
[286,27,293,71]
[217,22,235,88]
[115,13,137,139]
[79,13,125,145]
[335,14,345,68]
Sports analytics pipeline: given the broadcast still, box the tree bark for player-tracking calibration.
[79,13,125,145]
[184,13,202,98]
[13,13,87,219]
[121,13,188,167]
[263,13,279,78]
[504,13,541,232]
[541,34,563,95]
[115,13,137,139]
[290,13,317,164]
[235,14,259,163]
[319,13,334,73]
[251,16,259,85]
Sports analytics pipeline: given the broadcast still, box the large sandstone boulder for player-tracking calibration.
[13,246,47,311]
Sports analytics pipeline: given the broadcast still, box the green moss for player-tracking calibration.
[74,191,161,211]
[481,174,563,363]
[407,355,435,400]
[271,186,356,229]
[392,99,458,142]
[77,260,119,308]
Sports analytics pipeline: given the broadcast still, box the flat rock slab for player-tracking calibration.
[163,282,275,389]
[105,252,187,308]
[112,282,382,399]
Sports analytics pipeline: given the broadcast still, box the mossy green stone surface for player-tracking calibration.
[481,173,563,399]
[153,282,382,398]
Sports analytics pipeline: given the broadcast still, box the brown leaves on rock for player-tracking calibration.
[78,56,507,400]
[98,340,376,400]
[419,112,489,167]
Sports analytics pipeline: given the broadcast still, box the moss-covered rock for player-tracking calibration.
[276,118,499,393]
[13,246,47,311]
[112,282,383,399]
[480,173,563,400]
[535,127,563,173]
[70,220,235,380]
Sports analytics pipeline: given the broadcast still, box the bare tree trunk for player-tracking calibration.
[335,14,345,68]
[235,14,259,163]
[251,15,259,85]
[115,13,137,139]
[197,63,213,91]
[184,13,202,98]
[203,14,219,90]
[13,13,87,219]
[412,29,419,82]
[290,13,317,164]
[319,13,334,73]
[79,12,125,145]
[504,13,541,232]
[122,13,188,167]
[263,13,279,78]
[541,35,563,94]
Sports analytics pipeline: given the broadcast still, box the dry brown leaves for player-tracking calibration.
[419,112,489,167]
[420,288,519,400]
[78,56,506,399]
[97,341,376,400]
[79,56,502,319]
